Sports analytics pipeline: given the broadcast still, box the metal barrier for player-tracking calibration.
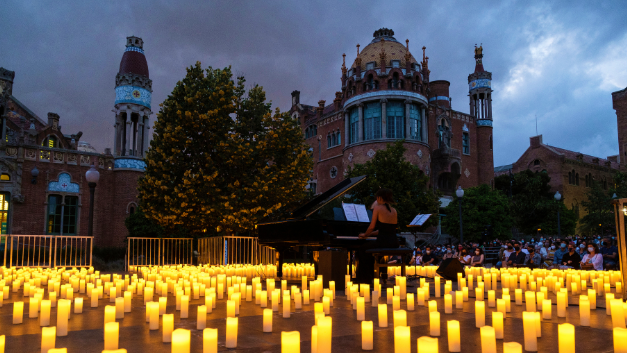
[1,234,93,268]
[197,236,275,266]
[126,237,194,270]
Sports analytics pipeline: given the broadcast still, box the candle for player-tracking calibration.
[281,331,300,353]
[362,321,373,350]
[91,289,99,308]
[444,294,452,314]
[272,291,279,312]
[558,323,575,353]
[104,322,119,350]
[378,304,388,327]
[158,296,166,315]
[455,291,463,309]
[263,308,272,332]
[40,299,51,326]
[317,316,332,353]
[163,314,173,342]
[612,299,626,328]
[74,297,83,314]
[476,300,485,327]
[261,290,268,307]
[394,310,407,328]
[493,311,504,339]
[196,305,207,330]
[0,335,4,353]
[284,294,291,318]
[523,311,537,352]
[172,328,190,353]
[429,311,440,336]
[418,336,438,353]
[480,326,497,353]
[48,349,66,353]
[557,292,566,318]
[580,297,590,326]
[323,296,330,314]
[180,295,189,319]
[525,291,536,312]
[435,276,441,297]
[497,299,506,317]
[542,299,552,320]
[447,320,461,352]
[357,297,365,321]
[394,326,411,353]
[203,328,218,353]
[42,326,56,353]
[393,295,400,311]
[515,289,522,305]
[488,290,495,307]
[105,305,116,324]
[428,300,437,312]
[614,327,627,353]
[57,299,70,336]
[29,297,39,318]
[503,342,523,353]
[387,288,393,304]
[226,317,238,348]
[504,294,511,312]
[372,290,379,307]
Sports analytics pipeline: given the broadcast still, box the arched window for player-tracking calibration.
[409,104,421,141]
[313,125,317,135]
[367,75,374,91]
[42,135,58,148]
[386,101,404,139]
[0,173,10,181]
[337,131,341,145]
[305,127,309,139]
[349,108,359,144]
[46,194,79,235]
[575,173,579,186]
[327,134,331,148]
[390,72,400,89]
[568,171,572,184]
[364,102,382,140]
[533,159,540,166]
[462,132,470,154]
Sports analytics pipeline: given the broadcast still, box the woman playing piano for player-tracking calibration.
[356,188,399,285]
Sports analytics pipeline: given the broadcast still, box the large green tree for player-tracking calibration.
[581,180,615,235]
[342,141,440,231]
[138,63,312,236]
[442,184,513,242]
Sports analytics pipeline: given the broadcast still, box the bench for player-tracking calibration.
[365,248,414,279]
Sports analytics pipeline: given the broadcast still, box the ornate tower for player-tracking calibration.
[114,36,152,158]
[612,87,627,164]
[468,45,494,185]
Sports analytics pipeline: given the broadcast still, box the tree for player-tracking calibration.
[125,207,163,238]
[581,180,615,236]
[536,200,578,237]
[138,63,312,236]
[342,140,440,231]
[442,184,513,242]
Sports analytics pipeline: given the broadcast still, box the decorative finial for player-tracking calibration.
[379,47,387,68]
[406,39,409,50]
[422,46,426,61]
[357,44,360,55]
[341,53,347,75]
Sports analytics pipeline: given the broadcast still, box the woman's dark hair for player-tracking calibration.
[375,188,395,211]
[588,243,599,254]
[474,248,484,255]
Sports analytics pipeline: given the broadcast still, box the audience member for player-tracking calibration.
[581,243,603,271]
[561,244,581,269]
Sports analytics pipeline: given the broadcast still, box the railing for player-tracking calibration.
[197,236,275,266]
[1,234,93,268]
[126,237,194,270]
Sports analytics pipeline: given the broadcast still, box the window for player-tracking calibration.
[349,108,359,144]
[585,174,589,187]
[366,62,374,70]
[392,60,400,68]
[489,135,493,150]
[305,127,309,139]
[313,125,317,135]
[364,102,382,140]
[533,159,540,166]
[337,131,341,145]
[386,101,404,139]
[47,195,79,235]
[409,104,421,141]
[327,134,331,148]
[0,193,9,234]
[0,174,9,181]
[575,173,579,186]
[389,72,400,89]
[437,119,451,148]
[568,171,572,184]
[462,132,470,154]
[42,135,58,148]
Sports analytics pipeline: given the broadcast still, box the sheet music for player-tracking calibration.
[355,204,370,223]
[410,214,431,226]
[342,203,359,222]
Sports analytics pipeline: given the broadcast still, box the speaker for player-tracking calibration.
[436,258,465,281]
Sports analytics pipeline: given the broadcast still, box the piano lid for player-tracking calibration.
[290,175,367,219]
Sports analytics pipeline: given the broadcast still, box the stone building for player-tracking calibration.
[0,36,150,246]
[292,28,494,201]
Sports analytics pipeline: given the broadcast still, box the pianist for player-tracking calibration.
[356,188,399,285]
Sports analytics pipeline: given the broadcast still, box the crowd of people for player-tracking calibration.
[407,235,619,271]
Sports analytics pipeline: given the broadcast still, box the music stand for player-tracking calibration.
[406,214,432,283]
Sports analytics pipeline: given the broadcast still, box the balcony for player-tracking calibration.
[432,146,461,160]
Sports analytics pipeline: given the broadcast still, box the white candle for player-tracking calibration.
[203,328,218,353]
[444,294,452,314]
[40,299,51,326]
[172,328,191,353]
[476,300,485,327]
[317,316,332,353]
[407,293,414,311]
[558,323,575,353]
[226,317,238,348]
[493,311,504,339]
[263,308,272,332]
[197,305,207,330]
[281,331,300,353]
[614,327,627,353]
[159,296,167,315]
[357,296,365,321]
[181,295,189,318]
[394,310,407,328]
[394,326,411,353]
[283,294,291,318]
[480,326,497,353]
[163,314,173,342]
[557,292,566,318]
[362,321,373,350]
[523,311,537,351]
[503,342,523,353]
[57,299,70,336]
[41,326,56,353]
[580,297,590,326]
[104,321,119,350]
[105,305,116,324]
[429,311,440,336]
[29,297,39,318]
[378,304,388,328]
[447,320,461,352]
[542,299,552,320]
[418,336,438,353]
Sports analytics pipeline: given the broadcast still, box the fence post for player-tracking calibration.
[51,236,56,268]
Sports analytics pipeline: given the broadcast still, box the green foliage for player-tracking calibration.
[442,184,513,241]
[537,201,578,236]
[125,207,163,238]
[138,63,312,235]
[343,141,440,231]
[581,180,615,235]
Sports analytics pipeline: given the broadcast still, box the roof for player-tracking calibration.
[494,164,513,173]
[119,51,149,78]
[9,95,46,125]
[545,144,620,170]
[352,39,417,70]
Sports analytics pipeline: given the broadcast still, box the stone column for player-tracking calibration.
[381,99,387,139]
[126,120,132,156]
[422,107,428,143]
[143,117,150,155]
[344,111,349,147]
[113,122,119,155]
[137,121,145,157]
[358,103,364,143]
[405,100,411,139]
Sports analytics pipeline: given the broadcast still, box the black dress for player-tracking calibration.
[355,219,399,285]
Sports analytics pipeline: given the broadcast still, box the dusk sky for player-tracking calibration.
[2,0,626,167]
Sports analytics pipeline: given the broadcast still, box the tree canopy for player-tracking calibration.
[581,180,615,236]
[138,63,312,236]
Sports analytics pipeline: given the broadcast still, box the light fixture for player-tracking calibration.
[554,191,561,201]
[31,167,39,184]
[455,186,464,198]
[85,164,100,185]
[623,206,627,217]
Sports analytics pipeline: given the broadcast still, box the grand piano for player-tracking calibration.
[256,175,374,283]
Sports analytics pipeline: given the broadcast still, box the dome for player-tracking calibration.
[351,28,418,70]
[118,36,149,78]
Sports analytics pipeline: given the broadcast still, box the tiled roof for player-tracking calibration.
[494,164,513,173]
[322,104,336,115]
[119,51,149,78]
[351,40,418,70]
[545,144,620,170]
[9,95,46,125]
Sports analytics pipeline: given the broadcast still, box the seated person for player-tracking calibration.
[506,244,527,267]
[442,245,457,260]
[458,249,471,265]
[561,244,581,269]
[470,248,485,267]
[409,248,422,266]
[421,246,436,266]
[526,246,542,269]
[600,238,618,270]
[581,244,604,271]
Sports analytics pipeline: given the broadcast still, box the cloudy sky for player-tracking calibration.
[2,0,626,166]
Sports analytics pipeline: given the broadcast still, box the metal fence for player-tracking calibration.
[197,236,275,266]
[1,234,93,268]
[126,237,194,270]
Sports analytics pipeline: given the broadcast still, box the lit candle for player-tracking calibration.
[476,300,485,327]
[29,297,39,318]
[172,328,191,353]
[503,341,523,353]
[357,297,365,321]
[476,287,484,302]
[40,299,51,326]
[74,297,83,314]
[163,314,173,342]
[428,300,437,312]
[504,294,511,312]
[378,304,388,328]
[323,296,330,314]
[394,310,407,328]
[0,335,4,353]
[57,299,70,336]
[523,311,537,352]
[488,290,495,307]
[612,299,626,328]
[447,320,461,352]
[525,291,536,312]
[110,287,117,302]
[542,299,552,320]
[429,311,440,336]
[284,294,291,318]
[588,289,597,309]
[362,321,373,350]
[105,305,116,324]
[480,326,497,353]
[91,289,99,308]
[104,321,119,350]
[493,311,504,339]
[260,308,272,332]
[42,326,56,353]
[580,297,590,326]
[497,299,506,317]
[406,293,414,311]
[614,327,627,353]
[226,317,238,348]
[418,336,438,353]
[157,296,166,316]
[281,331,300,353]
[317,316,332,353]
[444,294,452,314]
[387,288,393,304]
[558,323,575,353]
[178,295,188,319]
[557,292,566,318]
[462,287,469,302]
[394,326,411,353]
[435,276,441,297]
[203,328,218,353]
[514,289,522,305]
[272,291,279,312]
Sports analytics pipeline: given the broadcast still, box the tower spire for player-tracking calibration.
[474,43,484,73]
[341,53,347,75]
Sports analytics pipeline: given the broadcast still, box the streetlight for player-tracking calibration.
[554,191,561,238]
[456,186,464,244]
[85,164,100,238]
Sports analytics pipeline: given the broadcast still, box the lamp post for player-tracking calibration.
[554,191,561,238]
[85,165,100,238]
[31,167,39,184]
[456,186,464,244]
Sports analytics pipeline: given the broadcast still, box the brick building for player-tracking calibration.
[292,28,494,202]
[0,36,151,246]
[494,86,627,230]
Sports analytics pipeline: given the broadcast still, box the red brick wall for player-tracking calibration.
[613,88,627,163]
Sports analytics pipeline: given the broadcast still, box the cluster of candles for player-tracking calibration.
[281,263,316,279]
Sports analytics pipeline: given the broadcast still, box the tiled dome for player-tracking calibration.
[351,28,418,70]
[119,39,149,78]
